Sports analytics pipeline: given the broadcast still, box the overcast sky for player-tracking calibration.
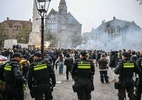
[0,0,142,33]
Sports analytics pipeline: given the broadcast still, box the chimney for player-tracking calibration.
[29,19,31,22]
[7,17,9,20]
[113,16,116,20]
[102,20,105,24]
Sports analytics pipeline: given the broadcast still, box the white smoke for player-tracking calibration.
[76,30,142,51]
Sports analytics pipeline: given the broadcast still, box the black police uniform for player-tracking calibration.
[71,51,95,100]
[28,52,56,100]
[135,58,142,100]
[114,52,136,100]
[4,53,24,100]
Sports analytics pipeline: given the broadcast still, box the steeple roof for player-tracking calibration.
[58,0,67,13]
[59,0,66,5]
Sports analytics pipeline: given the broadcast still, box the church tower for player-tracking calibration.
[58,0,67,14]
[45,0,82,48]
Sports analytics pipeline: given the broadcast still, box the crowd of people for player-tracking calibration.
[0,47,142,100]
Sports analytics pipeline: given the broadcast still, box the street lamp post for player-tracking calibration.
[35,0,51,59]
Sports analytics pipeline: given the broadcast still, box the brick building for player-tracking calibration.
[0,17,32,43]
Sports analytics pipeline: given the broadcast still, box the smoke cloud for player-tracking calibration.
[76,30,142,51]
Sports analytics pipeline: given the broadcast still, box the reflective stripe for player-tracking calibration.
[34,64,47,71]
[123,63,134,68]
[78,65,91,69]
[34,64,47,67]
[78,61,91,69]
[4,64,12,71]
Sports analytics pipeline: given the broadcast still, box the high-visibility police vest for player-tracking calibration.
[77,61,91,69]
[77,60,91,78]
[33,62,50,82]
[122,62,134,78]
[33,63,47,71]
[123,62,134,69]
[4,63,14,82]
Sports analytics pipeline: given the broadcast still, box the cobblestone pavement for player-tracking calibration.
[24,65,118,100]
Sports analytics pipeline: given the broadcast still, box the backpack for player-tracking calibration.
[22,60,30,72]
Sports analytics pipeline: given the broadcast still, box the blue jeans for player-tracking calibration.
[59,62,64,74]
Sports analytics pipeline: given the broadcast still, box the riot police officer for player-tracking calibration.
[3,52,24,100]
[135,58,142,100]
[114,52,136,100]
[28,52,56,100]
[71,51,95,100]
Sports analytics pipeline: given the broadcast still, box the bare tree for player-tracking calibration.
[137,0,142,5]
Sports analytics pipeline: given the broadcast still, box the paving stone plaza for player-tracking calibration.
[24,63,119,100]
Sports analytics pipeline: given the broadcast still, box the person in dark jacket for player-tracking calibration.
[114,52,136,100]
[64,54,74,80]
[96,50,101,67]
[28,52,56,100]
[109,51,118,82]
[71,51,95,100]
[131,51,137,62]
[44,53,52,65]
[3,52,24,100]
[98,55,109,83]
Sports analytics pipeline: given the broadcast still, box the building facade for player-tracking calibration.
[91,17,141,41]
[0,17,32,44]
[45,0,82,48]
[82,17,142,50]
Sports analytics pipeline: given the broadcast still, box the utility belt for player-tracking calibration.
[72,76,94,92]
[36,83,49,87]
[6,81,23,86]
[30,83,50,98]
[114,78,134,89]
[77,77,91,80]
